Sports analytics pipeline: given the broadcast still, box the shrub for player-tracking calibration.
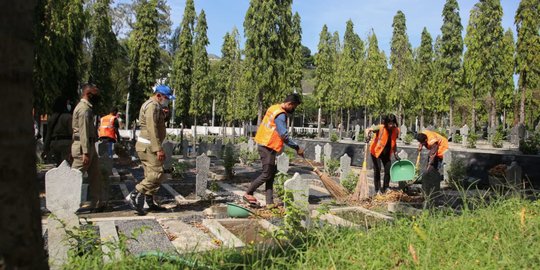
[519,132,540,155]
[238,149,259,166]
[223,144,237,179]
[467,133,478,148]
[491,131,504,148]
[453,133,462,144]
[447,158,467,189]
[273,172,290,200]
[330,132,339,143]
[324,158,340,176]
[341,172,358,192]
[284,147,296,161]
[403,133,414,145]
[436,127,448,138]
[171,162,190,179]
[355,131,365,142]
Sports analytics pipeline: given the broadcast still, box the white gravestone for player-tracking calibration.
[505,161,522,188]
[314,144,322,163]
[339,154,352,182]
[46,161,83,268]
[284,173,309,213]
[460,125,469,147]
[323,143,332,169]
[247,138,255,152]
[276,153,289,174]
[400,124,408,141]
[196,154,211,198]
[397,149,408,160]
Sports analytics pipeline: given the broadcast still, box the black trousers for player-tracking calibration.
[247,145,277,204]
[371,153,391,192]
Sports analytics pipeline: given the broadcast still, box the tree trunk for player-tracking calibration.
[211,98,216,126]
[520,82,526,124]
[363,107,367,130]
[257,94,264,125]
[433,113,438,127]
[398,101,403,126]
[317,106,322,138]
[0,0,48,268]
[347,109,350,133]
[490,96,497,130]
[449,98,454,128]
[472,96,476,132]
[193,116,197,154]
[420,107,425,131]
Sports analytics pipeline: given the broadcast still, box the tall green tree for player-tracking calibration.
[243,0,294,122]
[89,0,118,114]
[34,0,86,113]
[330,31,342,122]
[314,25,335,136]
[476,0,505,129]
[515,0,540,125]
[440,0,464,128]
[389,10,414,125]
[431,35,449,126]
[190,10,211,126]
[363,30,388,127]
[335,20,364,131]
[171,0,195,122]
[498,28,516,128]
[285,12,303,92]
[414,28,434,129]
[464,4,482,131]
[127,0,159,124]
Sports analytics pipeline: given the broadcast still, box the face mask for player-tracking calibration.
[66,104,72,112]
[160,98,170,107]
[88,94,101,105]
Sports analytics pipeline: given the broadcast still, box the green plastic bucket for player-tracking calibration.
[226,203,253,218]
[390,159,416,182]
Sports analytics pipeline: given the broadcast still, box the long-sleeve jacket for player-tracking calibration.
[72,99,97,154]
[137,98,166,152]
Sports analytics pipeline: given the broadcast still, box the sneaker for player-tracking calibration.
[126,190,146,216]
[145,196,167,212]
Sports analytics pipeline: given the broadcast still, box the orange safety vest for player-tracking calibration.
[254,104,287,152]
[369,125,399,158]
[421,130,448,158]
[98,114,117,140]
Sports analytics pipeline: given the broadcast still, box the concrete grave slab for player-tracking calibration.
[159,219,217,253]
[116,219,176,255]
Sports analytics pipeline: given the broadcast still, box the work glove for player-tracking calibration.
[296,147,305,158]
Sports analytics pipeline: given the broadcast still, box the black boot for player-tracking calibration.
[145,195,167,212]
[126,190,146,215]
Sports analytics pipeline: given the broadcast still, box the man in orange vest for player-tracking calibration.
[416,130,448,172]
[244,93,305,208]
[365,114,400,194]
[98,108,121,158]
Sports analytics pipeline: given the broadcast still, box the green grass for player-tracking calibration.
[63,198,540,269]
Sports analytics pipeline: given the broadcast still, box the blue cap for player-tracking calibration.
[154,84,176,100]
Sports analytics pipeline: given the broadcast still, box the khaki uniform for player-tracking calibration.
[135,98,166,195]
[71,99,105,207]
[44,113,72,165]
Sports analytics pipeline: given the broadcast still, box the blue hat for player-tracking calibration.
[154,85,176,100]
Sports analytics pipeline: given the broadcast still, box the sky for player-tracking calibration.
[122,0,521,56]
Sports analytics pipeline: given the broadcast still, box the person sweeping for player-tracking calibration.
[364,114,400,195]
[243,93,304,208]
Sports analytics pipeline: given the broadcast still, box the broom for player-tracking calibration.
[304,158,349,200]
[351,141,370,201]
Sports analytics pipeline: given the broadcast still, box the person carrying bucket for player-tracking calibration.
[415,130,448,172]
[365,114,400,195]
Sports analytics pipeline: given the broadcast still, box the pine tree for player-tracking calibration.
[286,12,303,92]
[440,0,464,128]
[431,35,448,126]
[363,30,388,127]
[190,10,210,125]
[515,0,540,125]
[464,3,482,131]
[414,28,434,129]
[389,10,414,125]
[34,0,86,113]
[171,0,195,121]
[497,28,516,128]
[243,0,294,122]
[127,0,159,123]
[314,25,335,135]
[330,31,342,121]
[335,20,364,131]
[89,0,118,113]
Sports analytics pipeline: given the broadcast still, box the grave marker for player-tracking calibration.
[276,153,289,174]
[196,154,211,198]
[284,173,309,213]
[45,161,83,268]
[162,140,174,171]
[339,154,351,182]
[314,144,322,163]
